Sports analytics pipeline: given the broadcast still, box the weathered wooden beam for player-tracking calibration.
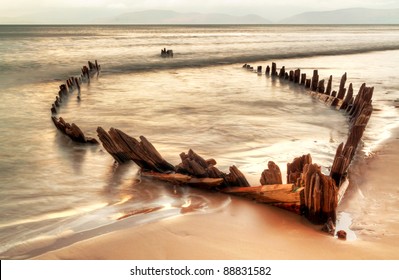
[141,171,224,189]
[340,83,353,110]
[279,66,285,78]
[317,79,325,93]
[287,154,312,185]
[260,161,282,185]
[223,184,301,204]
[300,73,306,85]
[225,165,251,187]
[52,117,98,144]
[289,70,294,81]
[265,65,270,75]
[325,75,332,95]
[96,127,130,163]
[294,69,301,84]
[311,70,319,91]
[301,163,338,224]
[337,72,347,99]
[305,78,311,88]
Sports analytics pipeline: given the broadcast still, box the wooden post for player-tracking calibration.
[265,65,270,75]
[317,79,325,93]
[287,154,312,186]
[289,70,294,81]
[257,66,262,74]
[301,163,338,224]
[311,70,319,91]
[305,79,311,88]
[340,83,353,110]
[177,149,225,180]
[300,73,306,85]
[260,161,283,185]
[330,143,352,186]
[279,66,285,78]
[52,117,98,144]
[337,72,347,99]
[225,165,251,187]
[325,75,332,95]
[294,69,301,84]
[51,104,57,114]
[271,62,277,76]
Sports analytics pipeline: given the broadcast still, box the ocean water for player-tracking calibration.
[0,25,398,259]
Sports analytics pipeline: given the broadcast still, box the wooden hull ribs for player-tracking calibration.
[48,60,373,233]
[50,60,101,144]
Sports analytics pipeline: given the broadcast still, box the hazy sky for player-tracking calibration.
[1,0,399,21]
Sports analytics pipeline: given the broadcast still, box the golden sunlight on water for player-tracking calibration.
[0,203,108,229]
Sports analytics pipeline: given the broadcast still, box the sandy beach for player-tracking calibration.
[34,127,399,260]
[0,25,397,262]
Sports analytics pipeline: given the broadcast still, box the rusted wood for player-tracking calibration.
[311,70,319,91]
[271,62,277,76]
[337,72,347,99]
[287,154,312,185]
[225,165,250,187]
[141,171,224,189]
[305,78,311,88]
[52,117,98,144]
[289,70,294,81]
[223,184,301,203]
[317,79,325,93]
[176,149,226,181]
[161,48,173,58]
[349,84,374,124]
[96,127,131,163]
[265,65,270,75]
[279,66,285,78]
[300,73,306,85]
[301,163,337,224]
[340,83,353,110]
[294,69,301,83]
[326,75,332,95]
[260,161,282,185]
[101,128,175,172]
[51,104,57,114]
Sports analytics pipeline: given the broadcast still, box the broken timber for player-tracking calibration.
[52,117,98,144]
[242,62,374,225]
[50,60,101,144]
[96,62,373,226]
[161,48,173,58]
[48,59,373,230]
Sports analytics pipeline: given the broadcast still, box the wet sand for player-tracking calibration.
[34,125,399,261]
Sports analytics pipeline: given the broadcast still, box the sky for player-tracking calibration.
[1,0,399,22]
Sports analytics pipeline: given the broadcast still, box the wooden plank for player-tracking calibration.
[223,184,302,204]
[141,171,224,189]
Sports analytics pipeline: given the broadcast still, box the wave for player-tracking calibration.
[105,44,399,74]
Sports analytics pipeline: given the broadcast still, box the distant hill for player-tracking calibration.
[280,8,399,24]
[1,8,398,25]
[94,10,272,24]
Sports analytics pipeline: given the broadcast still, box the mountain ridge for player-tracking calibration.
[93,9,272,24]
[1,8,398,24]
[280,8,399,24]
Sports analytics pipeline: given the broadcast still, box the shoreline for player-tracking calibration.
[33,126,399,260]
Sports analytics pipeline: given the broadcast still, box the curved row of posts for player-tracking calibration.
[50,61,101,144]
[49,60,373,236]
